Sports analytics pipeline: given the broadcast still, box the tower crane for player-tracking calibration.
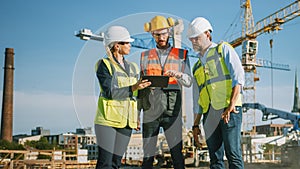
[227,0,300,132]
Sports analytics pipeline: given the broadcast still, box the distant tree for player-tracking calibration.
[0,139,25,160]
[24,137,59,150]
[24,137,62,159]
[0,139,25,150]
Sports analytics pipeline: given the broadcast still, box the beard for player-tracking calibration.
[192,39,211,53]
[192,45,202,53]
[156,38,169,49]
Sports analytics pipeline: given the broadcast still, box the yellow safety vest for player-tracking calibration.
[94,58,139,128]
[192,42,242,113]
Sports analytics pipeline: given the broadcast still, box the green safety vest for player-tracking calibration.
[94,58,139,128]
[192,42,242,114]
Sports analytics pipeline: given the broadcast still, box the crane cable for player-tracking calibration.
[269,34,274,125]
[270,38,274,110]
[222,9,241,41]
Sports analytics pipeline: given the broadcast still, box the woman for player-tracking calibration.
[94,25,151,169]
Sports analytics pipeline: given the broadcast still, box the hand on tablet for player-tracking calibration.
[132,79,152,91]
[165,70,183,79]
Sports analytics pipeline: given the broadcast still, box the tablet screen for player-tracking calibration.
[142,75,169,88]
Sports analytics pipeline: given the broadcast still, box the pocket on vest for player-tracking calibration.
[103,99,124,123]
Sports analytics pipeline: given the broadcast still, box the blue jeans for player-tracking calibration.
[203,106,244,169]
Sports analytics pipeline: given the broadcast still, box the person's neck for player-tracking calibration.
[200,42,212,57]
[113,52,124,64]
[157,43,170,50]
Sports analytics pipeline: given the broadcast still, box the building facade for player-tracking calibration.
[255,123,293,136]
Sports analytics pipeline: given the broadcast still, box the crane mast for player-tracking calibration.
[239,0,259,133]
[231,0,300,133]
[242,0,255,38]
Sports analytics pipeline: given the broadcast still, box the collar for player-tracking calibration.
[198,42,217,58]
[156,45,172,54]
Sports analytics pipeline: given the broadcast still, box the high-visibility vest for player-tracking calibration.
[192,42,242,113]
[94,58,139,128]
[141,48,187,89]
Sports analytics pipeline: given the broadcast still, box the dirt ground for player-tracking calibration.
[121,161,299,169]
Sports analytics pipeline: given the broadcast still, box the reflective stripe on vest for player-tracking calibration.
[94,58,139,128]
[193,42,242,113]
[100,58,138,96]
[141,48,187,89]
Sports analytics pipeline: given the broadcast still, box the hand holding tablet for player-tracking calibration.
[141,75,169,88]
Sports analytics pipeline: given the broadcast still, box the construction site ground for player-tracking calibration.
[120,158,299,169]
[121,163,298,169]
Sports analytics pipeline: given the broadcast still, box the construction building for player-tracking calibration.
[255,124,293,137]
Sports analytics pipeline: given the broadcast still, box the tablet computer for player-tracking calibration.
[142,75,169,88]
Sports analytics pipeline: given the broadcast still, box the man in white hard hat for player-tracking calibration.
[94,25,151,169]
[188,17,245,169]
[138,15,192,169]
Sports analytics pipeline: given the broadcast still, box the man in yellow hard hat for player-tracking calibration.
[138,15,192,169]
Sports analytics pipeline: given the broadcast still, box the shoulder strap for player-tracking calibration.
[128,61,139,74]
[217,41,224,57]
[95,58,113,75]
[217,41,233,58]
[171,48,187,60]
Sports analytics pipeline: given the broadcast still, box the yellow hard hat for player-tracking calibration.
[144,16,175,32]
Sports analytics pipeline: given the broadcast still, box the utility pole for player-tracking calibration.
[1,48,15,142]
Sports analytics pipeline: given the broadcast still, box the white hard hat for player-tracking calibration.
[187,17,213,38]
[103,26,134,47]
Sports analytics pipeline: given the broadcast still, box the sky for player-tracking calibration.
[0,0,300,135]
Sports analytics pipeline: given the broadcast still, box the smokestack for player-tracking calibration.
[1,48,14,142]
[292,69,300,113]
